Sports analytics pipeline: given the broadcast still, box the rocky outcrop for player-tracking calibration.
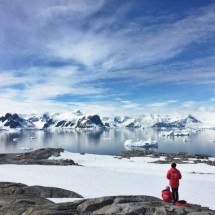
[0,182,82,198]
[0,148,77,166]
[0,187,214,215]
[119,151,215,166]
[0,182,82,215]
[74,196,215,215]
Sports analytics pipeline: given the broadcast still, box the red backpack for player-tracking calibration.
[162,190,173,202]
[175,200,190,207]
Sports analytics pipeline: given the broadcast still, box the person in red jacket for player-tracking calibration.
[162,186,173,202]
[166,163,182,203]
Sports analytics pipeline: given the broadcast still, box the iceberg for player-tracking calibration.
[124,139,158,148]
[173,130,189,136]
[159,130,190,137]
[159,131,174,137]
[21,147,34,152]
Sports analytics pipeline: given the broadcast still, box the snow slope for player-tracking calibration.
[0,152,214,209]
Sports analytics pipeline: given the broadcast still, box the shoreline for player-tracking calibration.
[0,147,215,166]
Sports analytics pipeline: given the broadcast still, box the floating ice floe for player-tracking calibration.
[182,138,190,143]
[158,131,174,137]
[103,137,111,140]
[21,147,34,152]
[159,130,189,137]
[208,139,215,143]
[173,130,189,136]
[12,138,19,142]
[124,139,158,148]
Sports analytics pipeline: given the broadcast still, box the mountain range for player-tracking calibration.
[0,110,212,131]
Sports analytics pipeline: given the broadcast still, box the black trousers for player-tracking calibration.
[172,188,179,202]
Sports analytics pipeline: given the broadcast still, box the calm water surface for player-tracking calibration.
[0,128,215,156]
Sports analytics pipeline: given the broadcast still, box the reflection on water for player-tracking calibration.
[0,128,215,156]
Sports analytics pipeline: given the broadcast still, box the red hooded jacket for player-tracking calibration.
[166,168,182,188]
[162,189,173,202]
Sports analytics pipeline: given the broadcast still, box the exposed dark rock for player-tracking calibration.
[125,122,141,129]
[0,190,214,215]
[104,122,110,127]
[28,113,50,124]
[75,115,104,129]
[0,182,82,215]
[153,122,179,128]
[66,196,215,215]
[56,120,67,127]
[65,121,75,127]
[193,159,215,166]
[0,148,78,166]
[42,114,105,130]
[119,151,214,166]
[76,116,93,129]
[0,113,35,129]
[43,118,54,129]
[88,115,104,127]
[0,182,82,198]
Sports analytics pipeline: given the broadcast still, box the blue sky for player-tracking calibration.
[0,0,215,116]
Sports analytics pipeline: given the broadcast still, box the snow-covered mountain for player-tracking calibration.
[0,111,212,131]
[27,113,50,129]
[113,116,141,128]
[153,114,201,128]
[0,113,35,130]
[101,114,168,128]
[42,111,104,130]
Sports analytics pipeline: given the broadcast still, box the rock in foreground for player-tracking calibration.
[0,182,82,215]
[0,183,214,214]
[0,182,83,198]
[0,148,77,165]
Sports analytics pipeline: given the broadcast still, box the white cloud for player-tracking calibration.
[0,98,69,115]
[147,102,167,108]
[0,98,142,117]
[120,100,142,110]
[147,100,178,108]
[181,101,196,109]
[0,72,33,87]
[167,100,177,103]
[0,2,214,114]
[0,66,108,106]
[46,3,215,72]
[38,0,105,19]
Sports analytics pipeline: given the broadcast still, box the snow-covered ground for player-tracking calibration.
[0,152,214,209]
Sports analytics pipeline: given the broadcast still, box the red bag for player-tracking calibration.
[175,200,190,207]
[162,190,173,202]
